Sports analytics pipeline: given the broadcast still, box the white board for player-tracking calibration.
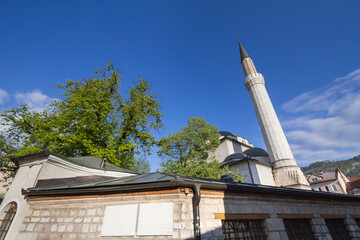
[101,204,138,236]
[137,202,173,235]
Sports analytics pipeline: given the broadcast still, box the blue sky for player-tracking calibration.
[1,1,360,170]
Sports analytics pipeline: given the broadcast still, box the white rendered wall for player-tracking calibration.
[0,164,42,240]
[255,164,276,186]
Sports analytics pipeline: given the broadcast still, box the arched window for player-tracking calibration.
[0,202,17,240]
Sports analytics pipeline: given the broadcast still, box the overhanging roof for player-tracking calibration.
[22,172,360,202]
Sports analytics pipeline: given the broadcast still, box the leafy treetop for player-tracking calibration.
[158,117,242,182]
[0,62,163,177]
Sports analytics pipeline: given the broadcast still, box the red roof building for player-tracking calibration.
[307,168,349,194]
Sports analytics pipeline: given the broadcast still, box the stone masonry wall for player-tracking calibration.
[16,192,195,240]
[15,190,360,240]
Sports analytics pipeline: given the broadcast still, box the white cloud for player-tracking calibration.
[0,89,10,105]
[15,90,56,111]
[281,68,360,166]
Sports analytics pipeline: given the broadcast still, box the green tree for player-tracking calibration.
[0,62,163,173]
[158,117,242,181]
[130,156,151,174]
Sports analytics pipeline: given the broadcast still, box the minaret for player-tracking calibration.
[238,39,310,190]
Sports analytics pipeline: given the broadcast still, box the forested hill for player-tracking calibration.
[301,155,360,178]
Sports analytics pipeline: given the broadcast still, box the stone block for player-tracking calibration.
[58,224,66,232]
[90,223,97,232]
[92,216,100,222]
[26,223,35,232]
[267,232,281,240]
[97,208,103,215]
[264,218,285,231]
[19,223,27,232]
[66,224,74,232]
[64,217,73,223]
[40,217,50,223]
[180,229,194,239]
[50,224,58,232]
[69,209,78,215]
[87,208,96,215]
[40,210,50,216]
[81,223,89,233]
[78,209,86,216]
[83,217,92,222]
[74,224,82,233]
[31,217,40,222]
[60,210,69,216]
[33,210,41,217]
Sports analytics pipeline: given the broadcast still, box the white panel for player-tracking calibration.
[101,204,138,236]
[137,202,173,235]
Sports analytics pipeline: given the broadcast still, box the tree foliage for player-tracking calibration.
[130,156,151,174]
[158,117,242,181]
[0,62,163,175]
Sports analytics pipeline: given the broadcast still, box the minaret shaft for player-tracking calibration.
[239,42,310,189]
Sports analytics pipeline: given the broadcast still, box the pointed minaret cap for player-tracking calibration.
[237,38,250,61]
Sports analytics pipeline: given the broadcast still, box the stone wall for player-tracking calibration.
[15,190,360,240]
[16,193,195,240]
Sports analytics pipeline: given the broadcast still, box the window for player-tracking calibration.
[332,184,338,191]
[324,218,351,240]
[0,202,17,240]
[312,178,318,182]
[222,219,266,240]
[324,186,330,192]
[283,219,315,240]
[317,187,322,191]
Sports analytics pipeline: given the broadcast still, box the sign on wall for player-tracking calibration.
[101,202,174,237]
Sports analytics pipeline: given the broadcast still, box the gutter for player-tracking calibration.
[193,183,201,240]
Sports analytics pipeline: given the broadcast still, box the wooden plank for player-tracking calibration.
[277,214,314,219]
[200,189,225,196]
[320,214,346,219]
[28,188,181,201]
[214,213,269,220]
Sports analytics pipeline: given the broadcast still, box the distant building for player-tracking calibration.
[307,169,349,194]
[348,176,360,195]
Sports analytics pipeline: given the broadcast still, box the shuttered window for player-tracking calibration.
[222,219,266,240]
[283,218,315,240]
[325,218,351,240]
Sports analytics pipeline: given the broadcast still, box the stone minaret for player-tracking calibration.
[238,40,310,190]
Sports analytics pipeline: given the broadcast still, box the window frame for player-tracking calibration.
[283,218,315,240]
[324,218,351,240]
[221,219,267,240]
[0,202,17,240]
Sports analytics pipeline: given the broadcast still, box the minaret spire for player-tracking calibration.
[237,40,257,77]
[237,39,310,190]
[237,38,249,61]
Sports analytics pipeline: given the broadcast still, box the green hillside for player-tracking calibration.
[301,155,360,178]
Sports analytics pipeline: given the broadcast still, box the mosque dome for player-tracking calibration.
[243,148,269,157]
[219,131,238,138]
[224,153,247,162]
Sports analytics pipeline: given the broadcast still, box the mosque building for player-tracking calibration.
[0,41,360,240]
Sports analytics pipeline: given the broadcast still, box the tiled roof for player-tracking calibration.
[307,171,337,184]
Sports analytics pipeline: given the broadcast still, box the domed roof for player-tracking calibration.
[224,152,247,162]
[243,148,268,157]
[219,131,238,138]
